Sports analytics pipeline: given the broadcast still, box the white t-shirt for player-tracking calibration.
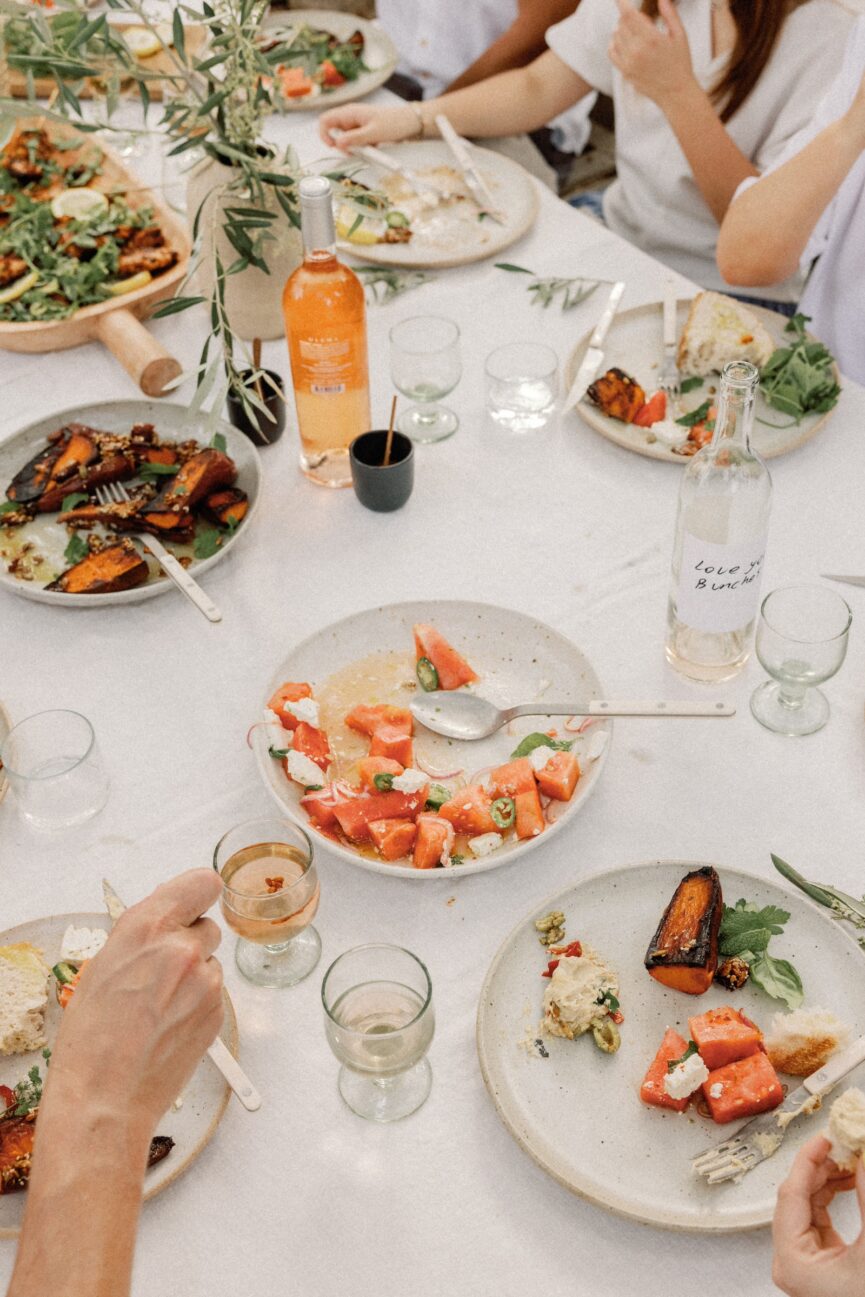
[546,0,854,297]
[733,19,865,383]
[376,0,594,154]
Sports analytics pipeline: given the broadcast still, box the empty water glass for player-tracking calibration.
[751,585,852,735]
[485,342,558,431]
[390,316,461,443]
[1,710,110,829]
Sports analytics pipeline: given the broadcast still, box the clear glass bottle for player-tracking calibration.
[665,360,772,681]
[282,176,371,487]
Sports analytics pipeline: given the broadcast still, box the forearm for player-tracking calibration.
[8,1087,151,1297]
[427,51,591,139]
[661,82,757,223]
[447,0,578,90]
[718,117,864,286]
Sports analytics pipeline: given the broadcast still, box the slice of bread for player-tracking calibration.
[766,1006,850,1077]
[0,942,50,1056]
[827,1087,865,1172]
[676,291,776,378]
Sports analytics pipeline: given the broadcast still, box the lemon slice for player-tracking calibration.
[123,24,169,57]
[0,270,39,305]
[50,187,109,221]
[106,271,152,295]
[335,211,380,246]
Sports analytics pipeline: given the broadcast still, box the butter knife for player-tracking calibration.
[822,575,865,589]
[434,114,505,223]
[564,280,626,410]
[349,144,441,206]
[102,880,262,1113]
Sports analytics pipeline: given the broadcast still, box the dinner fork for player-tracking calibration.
[94,481,221,622]
[693,1034,865,1184]
[659,278,681,402]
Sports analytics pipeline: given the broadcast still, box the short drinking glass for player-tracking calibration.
[390,316,461,442]
[750,585,852,735]
[0,710,109,830]
[322,943,434,1122]
[485,341,558,431]
[214,816,321,988]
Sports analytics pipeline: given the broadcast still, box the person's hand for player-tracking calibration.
[608,0,698,110]
[319,101,422,150]
[43,869,224,1140]
[772,1135,865,1297]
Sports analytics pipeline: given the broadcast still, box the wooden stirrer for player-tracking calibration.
[252,337,263,401]
[383,395,397,467]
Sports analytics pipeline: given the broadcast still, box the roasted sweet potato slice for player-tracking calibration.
[44,428,98,485]
[137,445,178,468]
[587,368,646,424]
[138,510,195,542]
[46,540,148,594]
[6,441,62,504]
[200,488,248,528]
[36,453,136,514]
[155,449,237,513]
[645,866,723,995]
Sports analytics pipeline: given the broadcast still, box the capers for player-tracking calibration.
[591,1017,621,1054]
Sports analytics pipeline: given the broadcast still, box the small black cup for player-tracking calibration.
[226,368,286,447]
[349,430,414,512]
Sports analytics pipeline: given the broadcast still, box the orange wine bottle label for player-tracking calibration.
[296,336,359,395]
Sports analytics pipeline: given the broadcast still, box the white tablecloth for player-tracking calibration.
[2,93,864,1297]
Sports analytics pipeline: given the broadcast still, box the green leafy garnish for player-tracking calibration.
[675,399,714,428]
[13,1062,44,1116]
[718,899,803,1009]
[449,854,465,867]
[0,500,21,517]
[193,526,224,560]
[680,376,704,394]
[596,988,620,1013]
[353,265,432,305]
[760,314,840,424]
[60,492,89,512]
[63,532,89,565]
[210,431,228,453]
[268,744,291,759]
[494,262,605,312]
[667,1041,699,1073]
[510,732,573,760]
[138,461,180,481]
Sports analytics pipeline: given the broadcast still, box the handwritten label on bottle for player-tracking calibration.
[675,533,767,633]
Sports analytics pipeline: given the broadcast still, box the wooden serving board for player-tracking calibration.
[6,20,208,103]
[0,117,190,396]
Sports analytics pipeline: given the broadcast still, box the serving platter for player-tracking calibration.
[0,119,190,396]
[261,9,397,110]
[0,910,238,1238]
[255,600,611,879]
[0,400,262,609]
[329,140,539,270]
[564,302,839,463]
[477,859,865,1232]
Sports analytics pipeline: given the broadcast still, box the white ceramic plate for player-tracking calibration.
[0,400,261,608]
[0,911,237,1237]
[0,701,9,804]
[262,9,397,110]
[477,860,865,1232]
[255,600,611,879]
[330,140,539,269]
[564,302,839,463]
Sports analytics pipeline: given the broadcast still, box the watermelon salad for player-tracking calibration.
[259,622,608,870]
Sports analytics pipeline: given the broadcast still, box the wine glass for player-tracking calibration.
[0,710,109,830]
[750,585,852,735]
[213,816,321,988]
[389,316,461,443]
[322,944,434,1122]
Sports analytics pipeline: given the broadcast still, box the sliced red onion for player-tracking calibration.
[544,799,570,824]
[538,793,551,810]
[468,766,494,788]
[564,716,602,734]
[415,753,464,780]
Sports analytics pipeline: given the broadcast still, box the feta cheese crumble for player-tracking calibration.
[284,696,320,727]
[467,832,503,858]
[709,1082,724,1100]
[391,768,427,794]
[664,1051,710,1101]
[649,418,689,450]
[528,745,557,773]
[286,749,327,788]
[60,925,108,964]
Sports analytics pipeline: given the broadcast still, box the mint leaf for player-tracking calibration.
[748,952,804,1010]
[719,899,790,955]
[675,399,713,428]
[193,526,223,560]
[0,500,20,516]
[596,988,619,1013]
[680,376,704,394]
[60,492,89,512]
[63,532,89,565]
[667,1041,699,1073]
[210,431,227,453]
[510,732,573,760]
[139,461,179,481]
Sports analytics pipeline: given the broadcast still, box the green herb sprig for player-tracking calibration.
[353,265,433,305]
[495,262,607,312]
[510,732,573,760]
[718,898,803,1009]
[759,314,840,425]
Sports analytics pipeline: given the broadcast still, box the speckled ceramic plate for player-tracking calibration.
[0,911,238,1238]
[329,140,539,270]
[564,302,839,463]
[477,860,865,1232]
[262,10,397,110]
[0,401,261,608]
[255,600,611,879]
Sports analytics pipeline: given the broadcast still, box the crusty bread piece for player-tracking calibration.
[827,1087,865,1172]
[676,291,776,378]
[766,1006,850,1077]
[0,942,50,1056]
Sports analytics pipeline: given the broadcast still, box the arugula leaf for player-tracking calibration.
[680,376,704,394]
[63,533,89,565]
[748,952,804,1010]
[675,399,713,428]
[760,314,840,423]
[60,492,89,512]
[138,461,179,481]
[210,431,227,453]
[667,1041,699,1073]
[510,732,573,760]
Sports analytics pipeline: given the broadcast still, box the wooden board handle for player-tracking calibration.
[92,308,182,397]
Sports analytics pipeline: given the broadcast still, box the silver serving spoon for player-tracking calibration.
[410,692,735,741]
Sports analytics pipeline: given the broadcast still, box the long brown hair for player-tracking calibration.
[641,0,807,122]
